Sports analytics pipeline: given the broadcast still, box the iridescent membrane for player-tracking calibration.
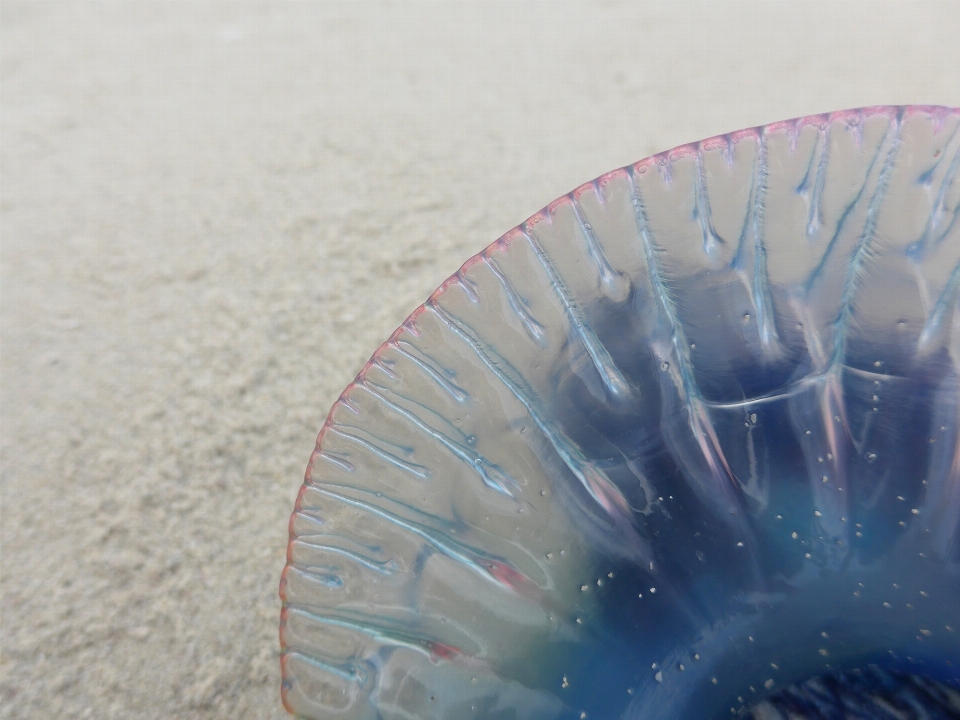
[280,106,960,720]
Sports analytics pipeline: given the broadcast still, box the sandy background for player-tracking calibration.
[2,2,959,718]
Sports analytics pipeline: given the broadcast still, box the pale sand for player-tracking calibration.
[2,2,958,718]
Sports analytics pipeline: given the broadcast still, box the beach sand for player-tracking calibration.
[2,2,959,717]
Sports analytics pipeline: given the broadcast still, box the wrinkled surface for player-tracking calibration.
[281,107,960,720]
[748,667,960,719]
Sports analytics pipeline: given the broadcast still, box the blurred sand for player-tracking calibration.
[2,2,959,718]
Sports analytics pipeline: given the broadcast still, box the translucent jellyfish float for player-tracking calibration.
[280,106,960,719]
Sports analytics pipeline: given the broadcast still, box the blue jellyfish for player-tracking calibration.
[280,106,960,720]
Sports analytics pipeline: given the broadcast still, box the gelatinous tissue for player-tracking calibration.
[280,106,960,720]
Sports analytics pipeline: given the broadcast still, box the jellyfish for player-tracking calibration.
[279,106,960,719]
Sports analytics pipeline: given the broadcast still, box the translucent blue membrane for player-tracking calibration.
[280,106,960,720]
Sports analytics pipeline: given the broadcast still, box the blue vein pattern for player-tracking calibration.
[280,107,960,720]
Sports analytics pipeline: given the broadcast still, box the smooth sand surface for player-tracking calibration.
[2,2,959,718]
